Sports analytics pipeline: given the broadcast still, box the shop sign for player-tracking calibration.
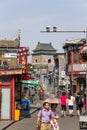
[0,69,22,76]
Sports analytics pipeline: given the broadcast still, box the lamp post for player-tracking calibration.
[41,26,87,110]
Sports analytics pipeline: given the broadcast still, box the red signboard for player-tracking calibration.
[18,47,29,73]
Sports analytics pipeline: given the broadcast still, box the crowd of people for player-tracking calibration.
[36,102,59,130]
[36,91,87,130]
[60,92,86,117]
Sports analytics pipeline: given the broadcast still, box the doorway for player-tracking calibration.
[0,88,11,120]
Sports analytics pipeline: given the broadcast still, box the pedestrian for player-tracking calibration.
[50,104,59,130]
[36,102,54,130]
[30,86,35,103]
[82,94,87,111]
[34,86,37,94]
[21,96,31,118]
[66,93,75,117]
[75,92,83,116]
[60,92,67,117]
[38,86,44,100]
[67,87,71,95]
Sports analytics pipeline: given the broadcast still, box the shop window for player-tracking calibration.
[74,51,80,63]
[68,52,71,64]
[0,76,11,83]
[3,76,11,82]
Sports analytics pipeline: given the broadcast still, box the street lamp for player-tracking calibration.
[41,26,87,111]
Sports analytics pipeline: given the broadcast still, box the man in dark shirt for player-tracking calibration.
[75,92,83,116]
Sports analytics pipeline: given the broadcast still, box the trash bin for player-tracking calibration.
[15,109,20,121]
[15,101,20,121]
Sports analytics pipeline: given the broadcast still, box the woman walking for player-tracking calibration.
[50,104,59,130]
[60,92,67,117]
[83,94,87,111]
[67,93,75,116]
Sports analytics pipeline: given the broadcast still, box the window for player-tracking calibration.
[0,76,11,83]
[68,52,71,64]
[55,58,59,67]
[48,59,51,63]
[74,51,80,63]
[35,59,37,63]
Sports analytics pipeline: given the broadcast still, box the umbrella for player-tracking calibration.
[44,97,59,104]
[21,80,39,86]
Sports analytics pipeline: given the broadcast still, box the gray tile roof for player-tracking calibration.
[63,38,86,48]
[33,42,57,51]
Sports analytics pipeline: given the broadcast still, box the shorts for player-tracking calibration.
[68,105,73,110]
[76,104,82,110]
[61,105,66,111]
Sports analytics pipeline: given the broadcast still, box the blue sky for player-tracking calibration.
[0,0,87,62]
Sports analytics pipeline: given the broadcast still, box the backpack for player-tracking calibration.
[78,96,83,107]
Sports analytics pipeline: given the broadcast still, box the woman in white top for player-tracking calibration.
[67,93,75,117]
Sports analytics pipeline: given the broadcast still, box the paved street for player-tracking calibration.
[5,110,83,130]
[3,88,87,130]
[5,101,87,130]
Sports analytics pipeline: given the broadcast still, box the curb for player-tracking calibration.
[1,121,15,130]
[1,106,41,130]
[30,106,41,114]
[30,107,41,114]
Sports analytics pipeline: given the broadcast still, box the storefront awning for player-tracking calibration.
[21,80,39,86]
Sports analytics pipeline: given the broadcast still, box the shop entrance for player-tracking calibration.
[0,88,11,120]
[0,88,1,119]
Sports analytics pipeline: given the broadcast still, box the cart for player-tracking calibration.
[79,113,87,129]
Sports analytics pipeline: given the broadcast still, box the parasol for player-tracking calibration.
[44,97,59,104]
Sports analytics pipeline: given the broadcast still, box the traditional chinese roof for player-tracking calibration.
[63,38,86,49]
[33,42,57,51]
[0,38,20,48]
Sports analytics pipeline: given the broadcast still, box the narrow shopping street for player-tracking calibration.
[5,107,80,130]
[3,91,86,130]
